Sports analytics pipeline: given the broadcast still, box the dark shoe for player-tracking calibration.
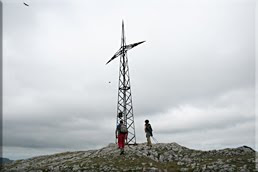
[120,150,124,155]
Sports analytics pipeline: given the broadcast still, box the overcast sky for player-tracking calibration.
[2,0,256,160]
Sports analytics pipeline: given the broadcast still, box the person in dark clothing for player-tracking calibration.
[116,120,128,155]
[144,119,153,147]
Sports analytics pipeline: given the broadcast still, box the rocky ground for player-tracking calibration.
[1,142,257,172]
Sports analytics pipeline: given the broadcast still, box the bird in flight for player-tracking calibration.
[23,2,29,6]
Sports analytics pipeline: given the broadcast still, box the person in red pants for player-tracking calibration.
[116,120,128,155]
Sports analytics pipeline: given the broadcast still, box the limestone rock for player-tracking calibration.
[2,143,256,172]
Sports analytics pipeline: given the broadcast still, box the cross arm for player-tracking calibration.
[106,41,145,65]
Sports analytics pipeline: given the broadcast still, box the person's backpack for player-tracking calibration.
[146,124,153,136]
[120,124,128,133]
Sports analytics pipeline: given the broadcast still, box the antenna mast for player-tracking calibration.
[106,21,145,145]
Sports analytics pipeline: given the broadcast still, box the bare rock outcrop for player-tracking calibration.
[2,143,256,172]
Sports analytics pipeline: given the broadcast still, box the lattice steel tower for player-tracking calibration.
[106,21,145,145]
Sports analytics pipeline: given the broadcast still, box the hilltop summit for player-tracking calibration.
[2,143,256,171]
